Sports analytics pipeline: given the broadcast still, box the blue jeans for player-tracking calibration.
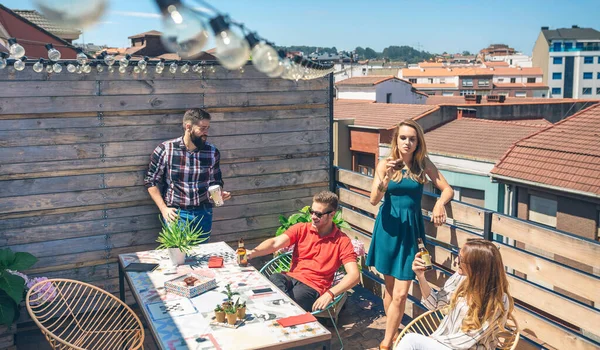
[163,207,213,243]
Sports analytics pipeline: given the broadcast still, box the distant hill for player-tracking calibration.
[276,45,434,64]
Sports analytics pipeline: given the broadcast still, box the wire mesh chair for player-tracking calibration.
[393,307,519,350]
[26,278,145,350]
[259,251,346,349]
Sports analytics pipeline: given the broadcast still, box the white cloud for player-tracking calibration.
[111,11,161,19]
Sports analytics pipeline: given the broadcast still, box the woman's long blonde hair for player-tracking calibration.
[451,240,514,333]
[388,119,427,183]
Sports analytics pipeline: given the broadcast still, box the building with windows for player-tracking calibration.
[335,76,428,104]
[491,103,600,241]
[532,25,600,99]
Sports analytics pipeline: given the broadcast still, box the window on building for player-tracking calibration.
[498,78,504,82]
[510,77,516,83]
[527,77,536,83]
[552,87,562,95]
[597,211,600,241]
[428,78,434,84]
[564,42,573,50]
[583,87,592,95]
[462,79,473,87]
[583,72,593,79]
[460,90,475,96]
[597,87,600,95]
[458,187,485,208]
[529,194,557,227]
[355,152,375,177]
[553,57,563,64]
[552,72,562,79]
[515,91,527,98]
[409,78,417,83]
[442,91,454,96]
[598,72,600,79]
[478,79,490,87]
[440,79,446,84]
[426,91,436,95]
[553,42,562,51]
[576,42,584,49]
[386,93,392,103]
[584,56,593,64]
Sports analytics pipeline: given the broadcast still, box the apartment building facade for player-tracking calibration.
[532,25,600,99]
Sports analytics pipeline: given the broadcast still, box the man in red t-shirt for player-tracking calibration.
[247,191,360,312]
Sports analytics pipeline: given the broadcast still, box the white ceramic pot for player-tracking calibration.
[168,248,186,266]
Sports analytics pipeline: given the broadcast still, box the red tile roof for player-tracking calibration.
[493,82,547,88]
[128,30,162,39]
[483,61,509,67]
[491,103,600,196]
[424,96,590,106]
[335,75,397,86]
[401,67,542,77]
[334,100,437,129]
[425,118,549,162]
[413,83,457,89]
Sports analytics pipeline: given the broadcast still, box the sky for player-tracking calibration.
[2,0,600,55]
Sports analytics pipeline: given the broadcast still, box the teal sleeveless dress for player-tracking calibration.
[366,170,425,280]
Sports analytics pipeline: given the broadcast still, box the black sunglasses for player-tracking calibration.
[308,208,334,218]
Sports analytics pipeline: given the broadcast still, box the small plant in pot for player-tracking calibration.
[0,248,38,326]
[156,213,209,266]
[235,298,247,319]
[221,283,239,309]
[214,304,226,323]
[224,305,237,325]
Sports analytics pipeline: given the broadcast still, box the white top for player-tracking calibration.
[423,272,510,350]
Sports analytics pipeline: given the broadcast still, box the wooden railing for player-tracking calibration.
[335,168,600,350]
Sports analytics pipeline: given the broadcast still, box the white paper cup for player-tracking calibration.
[208,185,224,207]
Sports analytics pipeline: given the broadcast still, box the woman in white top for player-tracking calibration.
[396,239,514,350]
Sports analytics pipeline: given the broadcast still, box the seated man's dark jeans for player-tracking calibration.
[269,273,320,312]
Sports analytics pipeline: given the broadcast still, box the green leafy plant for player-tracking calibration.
[156,213,210,254]
[234,298,246,309]
[275,206,350,237]
[214,304,224,312]
[0,248,37,326]
[221,283,239,304]
[224,304,237,314]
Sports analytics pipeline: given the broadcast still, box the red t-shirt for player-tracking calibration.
[284,223,357,295]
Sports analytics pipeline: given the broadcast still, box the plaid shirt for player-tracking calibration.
[144,137,224,208]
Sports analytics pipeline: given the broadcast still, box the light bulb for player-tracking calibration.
[210,15,250,70]
[156,58,165,73]
[133,66,141,74]
[180,62,190,73]
[96,63,104,73]
[76,66,82,74]
[138,56,148,70]
[209,65,216,74]
[7,38,25,59]
[14,57,26,71]
[192,63,201,73]
[280,58,294,79]
[45,43,61,61]
[265,61,284,77]
[169,62,178,74]
[45,64,53,73]
[53,63,63,73]
[158,1,209,58]
[67,63,76,73]
[239,66,244,74]
[108,66,115,73]
[119,54,130,67]
[118,66,126,74]
[250,40,279,74]
[82,64,91,74]
[33,0,107,30]
[33,59,44,73]
[0,53,7,69]
[76,49,88,65]
[104,53,115,66]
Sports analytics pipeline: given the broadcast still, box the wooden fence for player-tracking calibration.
[336,168,600,350]
[0,65,331,308]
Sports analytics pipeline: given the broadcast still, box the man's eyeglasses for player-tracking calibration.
[308,208,334,218]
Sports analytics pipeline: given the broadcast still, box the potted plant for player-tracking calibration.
[0,248,37,327]
[221,283,239,309]
[235,298,246,319]
[214,304,226,323]
[156,213,209,266]
[224,305,237,325]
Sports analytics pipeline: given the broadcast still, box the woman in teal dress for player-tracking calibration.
[366,119,454,350]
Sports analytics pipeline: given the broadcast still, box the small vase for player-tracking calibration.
[226,313,237,325]
[168,248,186,266]
[215,311,226,323]
[236,307,246,319]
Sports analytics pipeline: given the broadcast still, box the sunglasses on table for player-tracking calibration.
[308,208,334,218]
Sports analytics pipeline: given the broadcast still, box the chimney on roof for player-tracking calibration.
[420,68,425,72]
[447,68,452,71]
[572,25,579,28]
[541,26,549,30]
[490,67,494,71]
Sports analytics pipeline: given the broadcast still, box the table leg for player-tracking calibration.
[119,262,125,302]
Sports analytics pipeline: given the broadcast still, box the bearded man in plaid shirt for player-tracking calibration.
[144,108,231,239]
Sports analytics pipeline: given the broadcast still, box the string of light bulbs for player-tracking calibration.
[0,0,334,81]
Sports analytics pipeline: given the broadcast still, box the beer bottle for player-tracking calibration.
[237,238,248,267]
[417,238,433,271]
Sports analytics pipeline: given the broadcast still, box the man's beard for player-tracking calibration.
[191,134,207,149]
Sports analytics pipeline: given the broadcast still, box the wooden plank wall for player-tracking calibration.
[0,65,331,307]
[336,168,600,350]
